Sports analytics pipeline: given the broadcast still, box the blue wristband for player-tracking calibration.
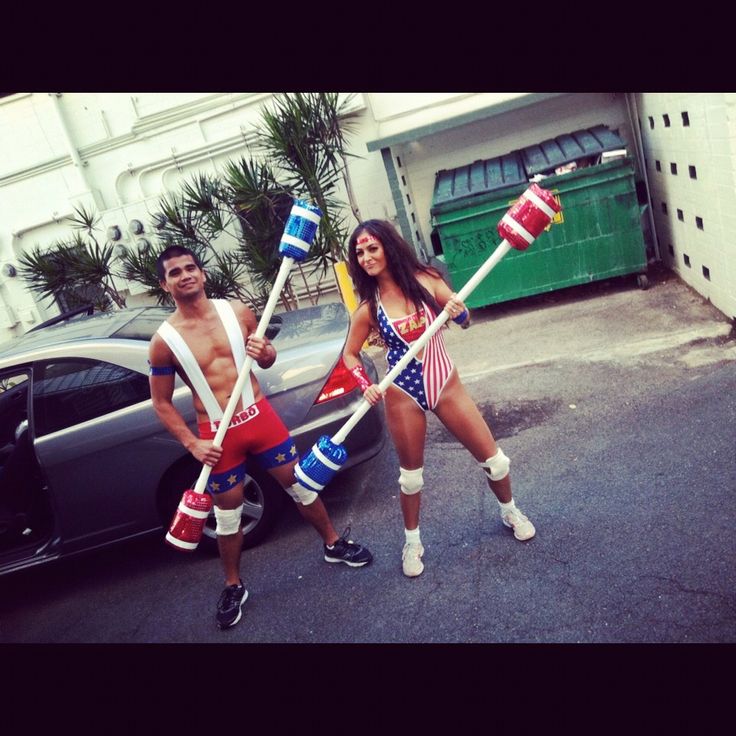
[452,309,469,324]
[149,363,175,376]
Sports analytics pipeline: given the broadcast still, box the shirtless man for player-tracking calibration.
[149,245,372,630]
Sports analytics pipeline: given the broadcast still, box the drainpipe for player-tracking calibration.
[48,93,103,208]
[625,92,660,262]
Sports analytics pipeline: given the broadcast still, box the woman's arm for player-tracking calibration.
[421,273,471,327]
[342,302,384,405]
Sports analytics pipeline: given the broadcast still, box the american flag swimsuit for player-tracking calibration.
[376,297,454,411]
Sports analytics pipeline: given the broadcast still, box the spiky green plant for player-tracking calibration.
[116,242,169,305]
[18,204,126,312]
[255,92,362,269]
[221,156,296,297]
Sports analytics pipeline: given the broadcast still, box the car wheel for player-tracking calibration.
[159,460,286,554]
[200,464,285,553]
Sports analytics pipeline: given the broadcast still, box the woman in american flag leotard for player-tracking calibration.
[375,295,454,411]
[342,220,536,578]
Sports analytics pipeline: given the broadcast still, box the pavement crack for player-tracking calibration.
[642,574,736,606]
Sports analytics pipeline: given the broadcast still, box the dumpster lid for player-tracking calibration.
[431,152,526,210]
[431,125,627,213]
[520,125,626,175]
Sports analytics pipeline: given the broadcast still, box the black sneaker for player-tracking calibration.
[216,581,248,629]
[323,527,373,567]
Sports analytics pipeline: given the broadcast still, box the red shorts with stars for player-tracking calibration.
[197,397,296,494]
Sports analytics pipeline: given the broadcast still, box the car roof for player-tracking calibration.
[0,307,175,360]
[0,302,350,363]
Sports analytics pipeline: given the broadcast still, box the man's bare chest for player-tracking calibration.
[172,319,243,369]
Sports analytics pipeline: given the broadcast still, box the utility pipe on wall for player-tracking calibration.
[48,93,102,208]
[113,132,257,205]
[625,92,660,262]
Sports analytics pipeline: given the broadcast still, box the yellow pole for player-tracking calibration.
[333,260,368,349]
[334,260,358,313]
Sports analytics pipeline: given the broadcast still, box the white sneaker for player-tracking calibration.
[501,508,536,541]
[402,542,425,577]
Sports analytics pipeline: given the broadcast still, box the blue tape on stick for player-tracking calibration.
[279,199,322,262]
[297,435,347,489]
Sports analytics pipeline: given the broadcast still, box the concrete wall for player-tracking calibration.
[1,91,734,343]
[0,92,394,335]
[634,92,736,321]
[378,92,635,253]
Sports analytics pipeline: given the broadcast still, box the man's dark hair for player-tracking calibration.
[156,245,203,281]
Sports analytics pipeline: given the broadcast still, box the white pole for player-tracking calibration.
[332,239,512,445]
[190,256,295,494]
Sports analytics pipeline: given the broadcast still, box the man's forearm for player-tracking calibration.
[153,401,199,451]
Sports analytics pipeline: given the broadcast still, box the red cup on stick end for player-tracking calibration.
[498,183,561,251]
[165,488,213,551]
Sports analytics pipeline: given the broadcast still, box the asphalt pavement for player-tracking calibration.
[1,263,734,643]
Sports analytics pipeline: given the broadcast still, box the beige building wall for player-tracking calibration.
[635,92,736,320]
[1,91,734,343]
[0,93,393,335]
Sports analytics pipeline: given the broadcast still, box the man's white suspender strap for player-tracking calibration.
[157,321,223,420]
[212,299,246,373]
[212,300,256,410]
[156,300,255,423]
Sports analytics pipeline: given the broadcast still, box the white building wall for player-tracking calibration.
[0,92,394,336]
[635,92,736,320]
[2,91,734,344]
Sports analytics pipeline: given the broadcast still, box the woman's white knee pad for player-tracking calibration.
[214,504,243,536]
[480,449,510,481]
[399,466,424,495]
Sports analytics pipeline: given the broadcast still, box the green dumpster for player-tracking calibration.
[430,126,648,308]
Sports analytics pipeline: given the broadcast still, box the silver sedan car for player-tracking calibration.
[0,302,384,576]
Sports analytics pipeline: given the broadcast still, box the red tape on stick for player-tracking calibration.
[498,183,561,251]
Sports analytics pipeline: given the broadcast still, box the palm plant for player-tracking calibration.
[221,154,318,310]
[118,182,260,308]
[116,242,169,305]
[255,92,363,270]
[222,156,291,287]
[17,93,364,316]
[201,250,263,305]
[18,204,127,312]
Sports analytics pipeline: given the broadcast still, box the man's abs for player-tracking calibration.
[190,372,264,424]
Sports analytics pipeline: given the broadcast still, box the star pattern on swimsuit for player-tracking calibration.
[378,304,429,409]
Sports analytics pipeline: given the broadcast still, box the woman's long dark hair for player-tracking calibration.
[347,220,444,325]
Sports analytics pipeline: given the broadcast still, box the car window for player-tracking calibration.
[33,359,150,436]
[0,371,30,447]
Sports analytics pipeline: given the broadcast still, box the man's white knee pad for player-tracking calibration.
[480,448,510,481]
[285,482,319,506]
[214,504,243,536]
[399,466,424,495]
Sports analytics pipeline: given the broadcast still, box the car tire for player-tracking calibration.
[159,459,286,554]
